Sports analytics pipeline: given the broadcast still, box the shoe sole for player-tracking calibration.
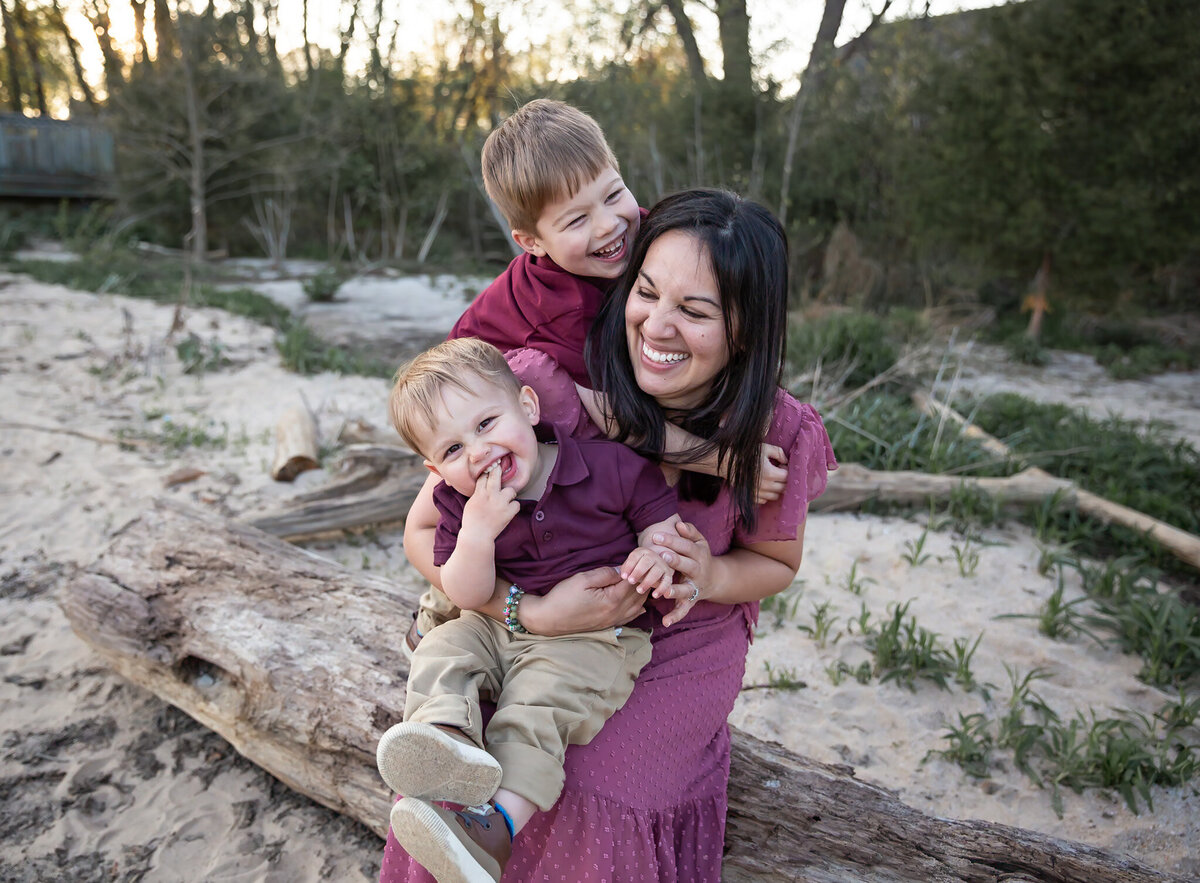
[391,799,498,883]
[377,722,501,806]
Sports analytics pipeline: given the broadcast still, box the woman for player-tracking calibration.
[382,189,836,881]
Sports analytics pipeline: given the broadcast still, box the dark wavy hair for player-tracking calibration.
[586,188,789,530]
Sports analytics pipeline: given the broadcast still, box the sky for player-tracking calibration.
[63,0,1007,100]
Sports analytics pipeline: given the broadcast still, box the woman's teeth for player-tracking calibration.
[643,342,688,364]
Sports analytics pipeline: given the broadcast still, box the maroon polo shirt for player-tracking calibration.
[447,252,610,388]
[447,208,648,388]
[432,425,677,628]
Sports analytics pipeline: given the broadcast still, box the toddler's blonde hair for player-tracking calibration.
[389,338,522,457]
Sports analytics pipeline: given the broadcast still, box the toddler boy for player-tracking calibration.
[379,338,684,882]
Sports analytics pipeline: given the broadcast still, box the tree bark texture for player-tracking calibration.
[60,500,1185,882]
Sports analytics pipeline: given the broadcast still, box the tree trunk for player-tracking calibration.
[0,0,25,112]
[58,500,1185,882]
[130,0,149,63]
[50,0,97,109]
[14,0,47,115]
[89,0,125,91]
[661,0,706,88]
[152,0,173,60]
[779,0,847,225]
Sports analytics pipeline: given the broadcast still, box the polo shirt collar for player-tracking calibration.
[535,421,589,491]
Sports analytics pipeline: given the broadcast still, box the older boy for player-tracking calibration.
[380,338,683,883]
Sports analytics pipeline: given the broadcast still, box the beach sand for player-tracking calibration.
[2,270,1197,880]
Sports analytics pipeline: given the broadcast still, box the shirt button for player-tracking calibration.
[542,531,552,541]
[534,511,545,521]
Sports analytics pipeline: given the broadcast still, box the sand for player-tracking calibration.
[1,267,1197,881]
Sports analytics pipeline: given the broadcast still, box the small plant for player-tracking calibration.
[175,333,229,375]
[847,602,874,636]
[302,266,345,302]
[947,483,1000,531]
[951,633,986,694]
[797,600,840,648]
[868,601,956,691]
[826,659,873,686]
[761,587,804,627]
[901,528,932,566]
[841,559,875,595]
[1006,333,1050,366]
[121,416,230,451]
[998,569,1102,643]
[927,712,994,778]
[758,661,807,691]
[950,538,980,577]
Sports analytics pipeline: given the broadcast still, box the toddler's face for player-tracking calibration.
[418,382,541,499]
[516,166,640,280]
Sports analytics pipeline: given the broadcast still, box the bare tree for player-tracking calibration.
[50,0,97,109]
[88,0,126,91]
[778,0,894,226]
[0,0,25,111]
[13,0,47,114]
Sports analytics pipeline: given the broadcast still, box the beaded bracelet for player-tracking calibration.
[503,584,528,634]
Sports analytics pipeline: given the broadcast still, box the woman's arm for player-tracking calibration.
[576,383,786,502]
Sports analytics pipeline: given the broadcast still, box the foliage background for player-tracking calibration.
[2,0,1198,317]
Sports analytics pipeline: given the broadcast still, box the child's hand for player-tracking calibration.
[461,466,519,540]
[618,547,675,597]
[755,444,788,504]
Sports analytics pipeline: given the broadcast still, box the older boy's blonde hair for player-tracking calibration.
[482,98,620,235]
[389,338,523,456]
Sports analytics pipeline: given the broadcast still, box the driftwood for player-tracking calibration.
[914,392,1200,571]
[246,436,1200,576]
[60,500,1184,882]
[270,405,321,481]
[249,443,428,538]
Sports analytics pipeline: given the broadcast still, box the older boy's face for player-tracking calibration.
[417,382,543,499]
[514,167,640,279]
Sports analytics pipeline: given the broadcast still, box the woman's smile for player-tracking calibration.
[625,230,730,410]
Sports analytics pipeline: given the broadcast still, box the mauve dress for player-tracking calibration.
[379,350,837,882]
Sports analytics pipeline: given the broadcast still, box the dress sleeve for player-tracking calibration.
[505,347,605,440]
[735,389,838,545]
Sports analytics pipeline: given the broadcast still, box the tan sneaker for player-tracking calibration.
[376,721,501,807]
[390,798,512,883]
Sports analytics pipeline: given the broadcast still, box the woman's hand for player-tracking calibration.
[519,567,646,636]
[755,444,788,504]
[648,521,714,627]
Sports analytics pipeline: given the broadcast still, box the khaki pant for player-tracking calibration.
[404,611,652,811]
[414,585,457,636]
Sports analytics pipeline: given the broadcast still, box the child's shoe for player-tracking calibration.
[376,721,501,806]
[390,798,511,883]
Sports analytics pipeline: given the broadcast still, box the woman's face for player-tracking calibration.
[624,230,731,410]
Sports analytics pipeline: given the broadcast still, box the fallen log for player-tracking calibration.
[914,392,1200,571]
[270,405,321,482]
[60,500,1184,882]
[248,443,427,538]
